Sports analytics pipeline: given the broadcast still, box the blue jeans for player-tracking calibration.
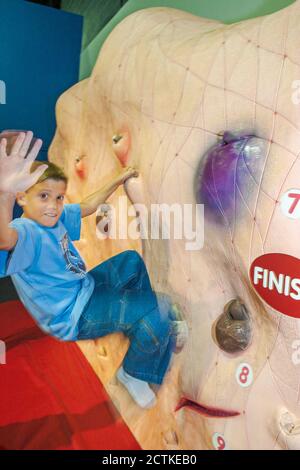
[76,250,176,385]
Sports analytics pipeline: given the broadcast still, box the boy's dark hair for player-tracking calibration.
[30,161,68,185]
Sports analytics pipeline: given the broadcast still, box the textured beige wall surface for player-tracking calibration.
[50,3,300,449]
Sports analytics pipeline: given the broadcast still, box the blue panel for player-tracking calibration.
[0,0,82,272]
[0,0,82,159]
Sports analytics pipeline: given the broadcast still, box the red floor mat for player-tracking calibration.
[0,300,141,450]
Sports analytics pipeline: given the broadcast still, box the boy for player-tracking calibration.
[0,131,187,409]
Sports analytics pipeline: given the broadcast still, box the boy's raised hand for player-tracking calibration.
[0,131,48,194]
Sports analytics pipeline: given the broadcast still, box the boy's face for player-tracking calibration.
[18,178,67,227]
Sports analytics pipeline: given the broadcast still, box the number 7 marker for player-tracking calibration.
[281,189,300,219]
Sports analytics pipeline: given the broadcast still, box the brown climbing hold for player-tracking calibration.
[214,298,252,353]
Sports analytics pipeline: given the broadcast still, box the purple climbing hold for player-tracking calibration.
[195,130,267,225]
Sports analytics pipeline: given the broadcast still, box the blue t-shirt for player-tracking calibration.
[5,204,95,341]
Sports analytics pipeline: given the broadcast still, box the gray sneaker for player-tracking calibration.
[169,302,189,353]
[172,320,189,353]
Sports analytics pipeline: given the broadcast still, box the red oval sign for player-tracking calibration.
[250,253,300,318]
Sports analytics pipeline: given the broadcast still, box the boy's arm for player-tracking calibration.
[0,192,18,250]
[80,166,138,218]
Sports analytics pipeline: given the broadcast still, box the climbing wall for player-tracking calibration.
[49,3,300,449]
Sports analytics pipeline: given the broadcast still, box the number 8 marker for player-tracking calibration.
[236,362,253,388]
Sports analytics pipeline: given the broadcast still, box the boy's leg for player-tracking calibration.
[89,251,189,347]
[76,285,179,407]
[121,291,176,385]
[90,251,189,348]
[76,286,159,340]
[79,250,186,405]
[89,250,153,292]
[77,286,175,380]
[77,250,158,341]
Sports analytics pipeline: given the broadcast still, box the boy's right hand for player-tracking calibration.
[0,131,48,195]
[121,166,139,184]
